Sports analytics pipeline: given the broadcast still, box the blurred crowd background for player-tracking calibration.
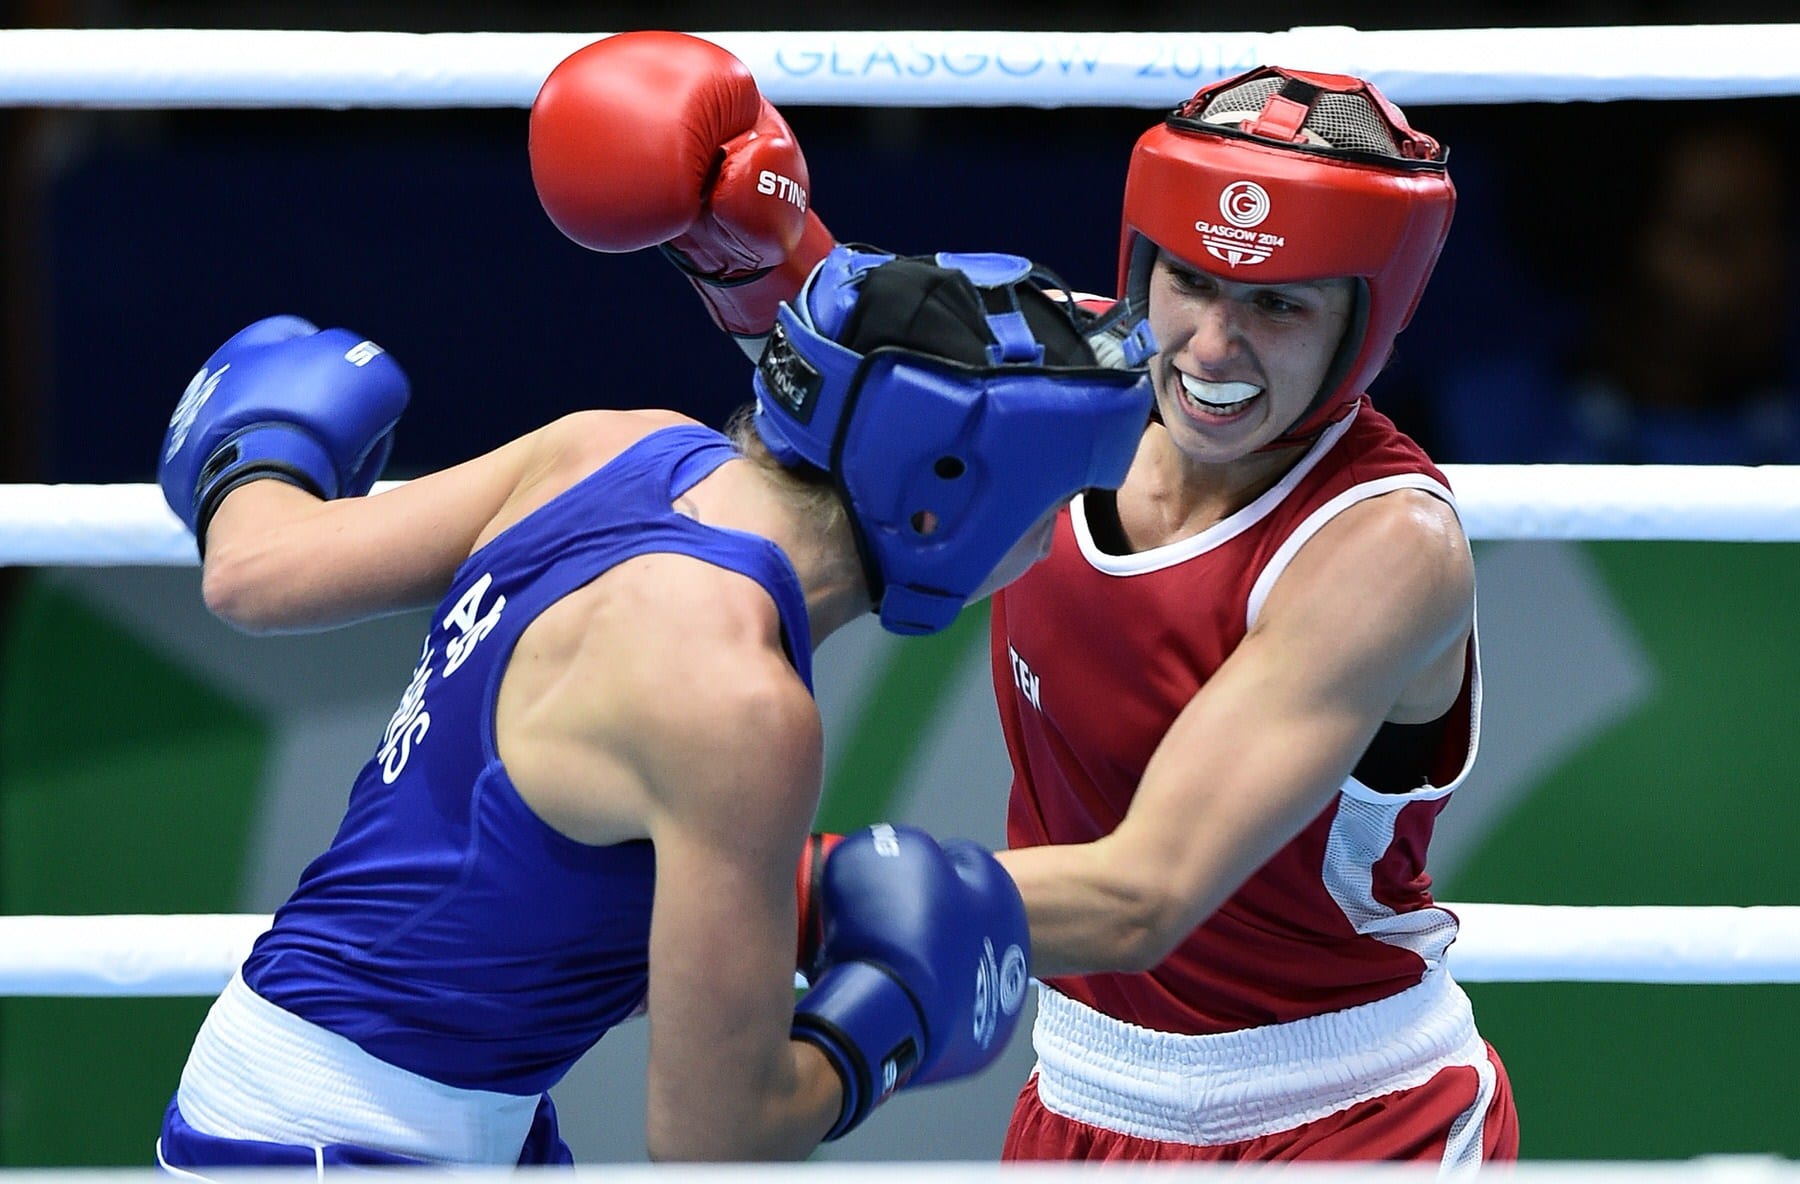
[4,0,1800,495]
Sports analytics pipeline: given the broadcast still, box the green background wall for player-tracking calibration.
[1447,542,1800,1159]
[1,542,1795,1163]
[0,583,263,1165]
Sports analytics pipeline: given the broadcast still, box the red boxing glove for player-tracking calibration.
[795,831,845,975]
[528,30,836,354]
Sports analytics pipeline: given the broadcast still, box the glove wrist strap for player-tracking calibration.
[191,424,336,551]
[790,961,925,1141]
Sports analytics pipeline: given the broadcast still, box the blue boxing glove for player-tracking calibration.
[158,315,410,548]
[791,823,1030,1141]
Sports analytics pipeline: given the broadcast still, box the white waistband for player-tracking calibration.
[177,971,541,1164]
[1032,968,1488,1146]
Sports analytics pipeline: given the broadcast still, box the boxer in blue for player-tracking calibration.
[152,243,1152,1167]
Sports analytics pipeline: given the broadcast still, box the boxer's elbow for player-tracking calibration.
[1077,823,1245,972]
[1078,840,1201,972]
[201,554,272,633]
[198,481,329,632]
[1103,881,1194,972]
[200,543,300,634]
[1008,840,1194,974]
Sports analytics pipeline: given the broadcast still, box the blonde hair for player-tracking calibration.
[724,403,849,539]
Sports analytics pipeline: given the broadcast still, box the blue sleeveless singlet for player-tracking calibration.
[239,424,814,1094]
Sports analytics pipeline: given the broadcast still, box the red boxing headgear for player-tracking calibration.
[1118,66,1455,443]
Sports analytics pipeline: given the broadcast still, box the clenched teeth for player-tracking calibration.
[1179,374,1262,412]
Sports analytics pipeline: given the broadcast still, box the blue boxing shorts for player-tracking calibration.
[156,1093,574,1173]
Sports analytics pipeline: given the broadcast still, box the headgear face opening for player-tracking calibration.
[754,245,1154,636]
[1117,66,1455,444]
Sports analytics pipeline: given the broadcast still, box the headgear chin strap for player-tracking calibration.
[754,244,1154,636]
[1117,66,1455,445]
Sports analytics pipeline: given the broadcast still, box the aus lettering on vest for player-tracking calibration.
[378,639,435,785]
[443,572,507,677]
[1007,644,1041,712]
[376,572,507,784]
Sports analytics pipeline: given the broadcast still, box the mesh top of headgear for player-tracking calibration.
[1169,70,1446,168]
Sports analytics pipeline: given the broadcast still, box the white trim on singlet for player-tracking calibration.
[1030,968,1490,1147]
[1071,406,1362,576]
[175,971,540,1164]
[1244,469,1459,629]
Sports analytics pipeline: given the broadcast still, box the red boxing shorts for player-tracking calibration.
[1005,1044,1517,1163]
[1004,973,1518,1167]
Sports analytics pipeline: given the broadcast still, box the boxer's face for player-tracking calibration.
[1145,250,1353,461]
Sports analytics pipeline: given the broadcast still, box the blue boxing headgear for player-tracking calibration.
[753,245,1154,636]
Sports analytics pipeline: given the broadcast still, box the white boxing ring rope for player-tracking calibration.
[2,466,1799,568]
[5,905,1799,998]
[2,25,1800,109]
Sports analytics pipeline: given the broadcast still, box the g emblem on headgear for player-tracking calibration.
[1118,65,1456,444]
[754,245,1154,636]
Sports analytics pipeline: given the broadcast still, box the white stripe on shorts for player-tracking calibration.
[177,970,540,1164]
[1031,967,1489,1147]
